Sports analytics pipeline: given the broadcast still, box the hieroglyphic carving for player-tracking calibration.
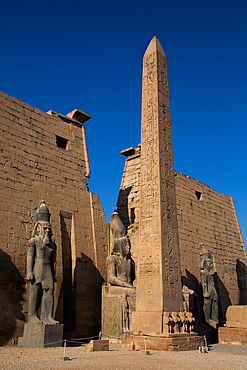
[136,36,183,313]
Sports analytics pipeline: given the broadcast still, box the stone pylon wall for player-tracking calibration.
[0,91,108,345]
[117,149,246,320]
[175,172,246,320]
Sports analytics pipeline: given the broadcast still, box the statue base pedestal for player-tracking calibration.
[218,306,247,345]
[122,333,204,351]
[101,285,136,343]
[218,327,247,345]
[132,311,163,335]
[18,323,63,347]
[131,311,196,336]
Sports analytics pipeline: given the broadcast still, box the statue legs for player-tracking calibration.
[28,283,42,324]
[40,288,59,325]
[204,297,218,329]
[28,284,58,325]
[211,298,219,325]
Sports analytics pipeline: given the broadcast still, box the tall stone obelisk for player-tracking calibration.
[132,36,183,335]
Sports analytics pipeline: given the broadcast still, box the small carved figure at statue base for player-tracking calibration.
[198,244,219,329]
[18,201,63,347]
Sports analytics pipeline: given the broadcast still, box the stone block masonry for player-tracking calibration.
[175,172,246,319]
[116,36,246,331]
[117,145,246,322]
[0,91,108,345]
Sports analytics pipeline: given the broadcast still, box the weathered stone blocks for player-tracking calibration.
[0,91,108,343]
[18,323,63,347]
[122,333,204,351]
[85,340,109,352]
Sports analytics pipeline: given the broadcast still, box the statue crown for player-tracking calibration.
[36,200,50,222]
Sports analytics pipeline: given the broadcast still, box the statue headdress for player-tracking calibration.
[36,200,50,222]
[31,200,51,238]
[199,243,210,257]
[110,211,126,239]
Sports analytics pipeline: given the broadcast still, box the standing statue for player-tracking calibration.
[236,259,247,305]
[26,200,59,325]
[107,211,134,288]
[198,243,219,329]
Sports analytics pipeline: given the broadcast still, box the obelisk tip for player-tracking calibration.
[144,36,166,57]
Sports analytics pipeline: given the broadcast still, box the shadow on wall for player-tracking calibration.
[0,249,26,346]
[182,269,203,328]
[182,269,201,299]
[117,186,132,229]
[214,272,231,322]
[74,253,104,338]
[182,269,231,326]
[54,252,104,338]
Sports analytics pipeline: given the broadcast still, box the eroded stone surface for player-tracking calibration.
[117,151,247,320]
[85,339,109,352]
[116,36,246,337]
[218,326,247,345]
[132,36,183,334]
[101,286,136,342]
[0,91,108,344]
[18,323,63,347]
[224,305,247,329]
[122,333,204,351]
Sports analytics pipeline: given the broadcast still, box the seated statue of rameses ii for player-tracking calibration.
[107,211,135,288]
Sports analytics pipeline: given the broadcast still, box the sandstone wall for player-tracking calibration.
[175,171,246,319]
[0,91,108,345]
[117,148,246,321]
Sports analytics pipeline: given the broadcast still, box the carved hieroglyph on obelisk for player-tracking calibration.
[132,36,183,335]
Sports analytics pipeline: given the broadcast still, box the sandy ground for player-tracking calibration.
[0,343,247,370]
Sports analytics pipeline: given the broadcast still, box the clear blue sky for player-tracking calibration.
[1,1,246,247]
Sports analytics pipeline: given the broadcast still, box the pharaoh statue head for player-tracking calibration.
[111,236,130,258]
[110,211,126,240]
[199,243,213,272]
[31,200,51,245]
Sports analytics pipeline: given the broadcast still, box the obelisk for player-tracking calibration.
[132,36,183,335]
